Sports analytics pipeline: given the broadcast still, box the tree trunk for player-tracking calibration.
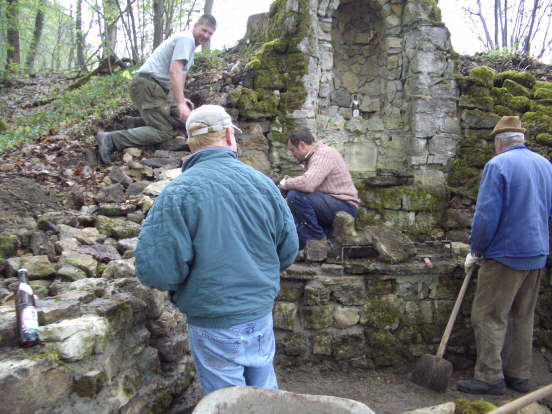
[202,0,214,51]
[25,0,46,72]
[102,0,119,59]
[6,0,21,73]
[76,0,87,71]
[523,0,539,54]
[153,0,164,48]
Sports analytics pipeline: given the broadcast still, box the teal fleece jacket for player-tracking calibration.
[135,148,299,328]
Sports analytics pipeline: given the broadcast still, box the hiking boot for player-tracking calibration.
[124,116,145,129]
[505,376,531,393]
[96,131,115,164]
[456,378,506,395]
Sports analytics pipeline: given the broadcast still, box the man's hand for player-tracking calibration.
[278,176,288,190]
[464,252,480,271]
[178,100,194,122]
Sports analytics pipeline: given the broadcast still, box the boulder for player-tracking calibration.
[191,386,375,414]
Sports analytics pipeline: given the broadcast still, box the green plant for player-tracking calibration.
[0,70,132,153]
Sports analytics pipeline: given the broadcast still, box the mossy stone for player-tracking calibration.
[0,235,18,263]
[535,81,552,90]
[469,66,496,88]
[366,330,402,366]
[504,95,531,113]
[0,119,7,132]
[240,0,310,136]
[460,95,494,112]
[522,111,552,134]
[73,370,108,398]
[454,399,497,413]
[494,104,513,116]
[502,79,530,97]
[531,103,552,117]
[362,298,401,329]
[534,87,552,100]
[447,159,481,188]
[536,133,552,145]
[303,305,334,330]
[491,87,511,106]
[144,391,173,414]
[496,71,536,89]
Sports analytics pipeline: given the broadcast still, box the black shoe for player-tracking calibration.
[96,131,114,164]
[505,376,531,393]
[456,378,506,395]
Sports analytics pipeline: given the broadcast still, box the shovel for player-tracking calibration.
[410,266,475,393]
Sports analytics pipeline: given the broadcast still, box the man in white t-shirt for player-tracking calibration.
[96,14,216,164]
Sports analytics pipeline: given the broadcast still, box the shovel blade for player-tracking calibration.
[410,354,453,393]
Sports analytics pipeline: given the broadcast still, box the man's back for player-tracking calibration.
[471,145,552,258]
[135,149,298,328]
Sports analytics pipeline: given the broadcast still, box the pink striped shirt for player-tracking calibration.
[285,142,360,206]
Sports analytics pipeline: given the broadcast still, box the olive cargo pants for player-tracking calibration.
[109,76,186,150]
[471,259,542,382]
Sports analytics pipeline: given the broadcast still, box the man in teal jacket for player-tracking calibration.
[135,105,298,395]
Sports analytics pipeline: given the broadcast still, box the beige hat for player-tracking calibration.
[186,105,242,137]
[490,116,526,137]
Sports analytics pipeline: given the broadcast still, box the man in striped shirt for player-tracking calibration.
[279,128,360,248]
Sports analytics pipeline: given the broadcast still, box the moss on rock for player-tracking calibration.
[447,159,481,188]
[502,79,530,97]
[454,399,497,413]
[504,95,531,113]
[534,87,552,100]
[0,235,18,263]
[469,66,496,88]
[495,71,536,89]
[238,0,310,135]
[536,133,552,145]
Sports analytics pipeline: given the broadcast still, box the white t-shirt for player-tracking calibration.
[138,31,197,89]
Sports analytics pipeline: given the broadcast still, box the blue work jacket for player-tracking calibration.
[470,145,552,259]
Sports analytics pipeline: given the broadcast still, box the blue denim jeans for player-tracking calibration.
[187,312,278,395]
[286,191,357,247]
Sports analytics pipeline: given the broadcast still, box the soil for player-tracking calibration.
[276,348,552,413]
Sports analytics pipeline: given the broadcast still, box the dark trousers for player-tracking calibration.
[286,190,357,247]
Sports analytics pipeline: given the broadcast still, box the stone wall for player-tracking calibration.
[231,0,460,238]
[275,260,552,370]
[0,209,197,414]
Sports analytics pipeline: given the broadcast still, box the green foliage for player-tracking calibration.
[191,49,225,73]
[0,70,132,153]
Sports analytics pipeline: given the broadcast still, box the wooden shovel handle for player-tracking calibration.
[436,266,475,359]
[488,384,552,414]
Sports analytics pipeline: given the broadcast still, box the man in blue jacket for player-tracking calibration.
[457,116,552,395]
[134,105,299,395]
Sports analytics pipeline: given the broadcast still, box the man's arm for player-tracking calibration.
[276,198,299,270]
[470,162,504,256]
[169,60,194,122]
[135,192,194,291]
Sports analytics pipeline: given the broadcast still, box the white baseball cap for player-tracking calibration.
[186,105,242,137]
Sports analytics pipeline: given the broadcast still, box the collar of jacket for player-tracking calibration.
[304,141,323,162]
[181,147,237,172]
[502,144,526,153]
